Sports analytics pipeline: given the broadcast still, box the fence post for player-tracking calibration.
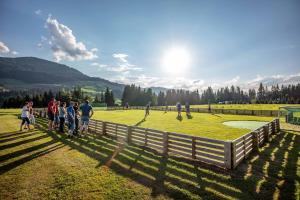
[102,121,107,135]
[127,126,132,144]
[276,118,280,133]
[192,137,196,159]
[163,132,169,155]
[145,129,148,146]
[252,131,259,151]
[271,121,275,134]
[232,142,237,169]
[224,141,232,169]
[263,125,270,142]
[94,120,98,134]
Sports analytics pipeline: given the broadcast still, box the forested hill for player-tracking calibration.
[0,57,91,83]
[0,56,125,97]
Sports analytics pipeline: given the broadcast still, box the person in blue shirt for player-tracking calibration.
[79,100,94,136]
[176,102,182,117]
[67,101,75,137]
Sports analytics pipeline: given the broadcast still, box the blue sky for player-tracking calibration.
[0,0,300,89]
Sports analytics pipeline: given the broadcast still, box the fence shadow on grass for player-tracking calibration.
[0,129,65,175]
[33,118,300,199]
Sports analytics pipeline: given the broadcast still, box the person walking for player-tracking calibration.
[145,102,151,119]
[79,100,94,137]
[20,102,30,131]
[59,102,67,133]
[176,102,182,117]
[67,101,75,137]
[185,102,191,116]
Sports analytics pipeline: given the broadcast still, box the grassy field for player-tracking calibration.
[181,104,300,110]
[92,110,273,140]
[1,109,300,199]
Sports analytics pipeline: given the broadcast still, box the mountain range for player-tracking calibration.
[0,56,299,97]
[0,57,126,97]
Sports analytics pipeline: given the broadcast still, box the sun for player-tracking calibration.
[162,47,191,75]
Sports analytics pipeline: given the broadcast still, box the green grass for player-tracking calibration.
[1,109,300,199]
[184,104,300,110]
[92,110,273,140]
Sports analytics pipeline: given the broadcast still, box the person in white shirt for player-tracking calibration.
[28,101,35,126]
[20,102,30,131]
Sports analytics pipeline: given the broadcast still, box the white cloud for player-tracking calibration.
[37,36,47,48]
[35,9,42,15]
[112,75,206,90]
[91,62,107,68]
[113,53,128,63]
[106,64,142,72]
[0,41,19,56]
[92,53,141,73]
[225,76,240,85]
[45,15,98,62]
[110,72,300,91]
[0,41,10,54]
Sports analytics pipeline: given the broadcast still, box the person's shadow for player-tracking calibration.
[176,115,183,121]
[135,118,146,126]
[186,113,193,119]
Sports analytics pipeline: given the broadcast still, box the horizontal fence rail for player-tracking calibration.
[34,108,280,169]
[106,106,284,117]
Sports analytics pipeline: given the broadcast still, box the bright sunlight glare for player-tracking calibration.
[162,47,191,75]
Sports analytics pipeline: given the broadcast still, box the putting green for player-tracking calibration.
[223,121,267,130]
[91,110,273,140]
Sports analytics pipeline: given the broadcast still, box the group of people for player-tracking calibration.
[47,98,94,137]
[143,101,191,119]
[19,98,94,138]
[20,101,35,131]
[176,102,191,117]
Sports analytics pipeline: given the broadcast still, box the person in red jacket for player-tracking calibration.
[47,98,55,131]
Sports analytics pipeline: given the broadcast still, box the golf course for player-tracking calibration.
[92,109,273,140]
[0,108,299,199]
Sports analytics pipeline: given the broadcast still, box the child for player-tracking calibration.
[28,101,35,127]
[20,102,30,131]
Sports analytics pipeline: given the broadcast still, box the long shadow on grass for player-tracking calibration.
[135,118,146,126]
[0,132,39,144]
[36,117,300,200]
[0,143,64,175]
[0,128,65,174]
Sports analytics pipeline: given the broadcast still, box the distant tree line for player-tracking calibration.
[121,83,300,106]
[1,87,115,108]
[2,83,300,108]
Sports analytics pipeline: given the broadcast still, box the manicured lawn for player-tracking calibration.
[188,104,300,110]
[0,111,168,200]
[0,109,299,199]
[92,110,273,140]
[155,104,300,110]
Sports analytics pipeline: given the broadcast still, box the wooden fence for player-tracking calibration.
[107,106,283,117]
[35,108,280,169]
